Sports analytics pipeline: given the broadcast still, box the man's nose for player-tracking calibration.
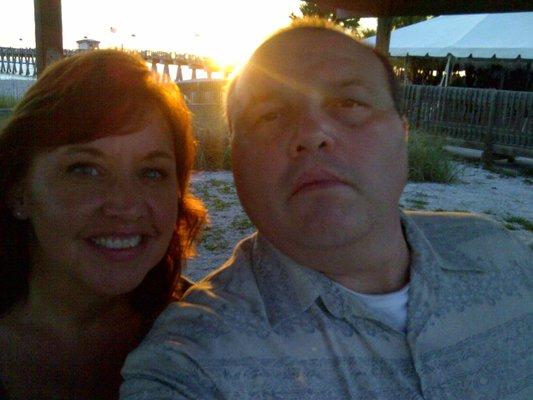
[101,176,145,221]
[289,106,335,157]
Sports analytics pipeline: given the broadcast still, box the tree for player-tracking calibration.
[292,1,328,18]
[291,2,430,38]
[359,16,431,38]
[359,28,376,39]
[392,16,431,30]
[290,1,360,31]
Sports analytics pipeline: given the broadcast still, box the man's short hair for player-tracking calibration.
[224,17,402,131]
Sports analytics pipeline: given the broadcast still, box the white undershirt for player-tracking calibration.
[336,283,410,332]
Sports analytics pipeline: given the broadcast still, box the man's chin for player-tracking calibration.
[295,205,372,238]
[281,218,372,251]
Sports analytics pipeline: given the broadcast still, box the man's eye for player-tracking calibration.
[142,168,167,180]
[326,98,366,109]
[256,111,280,125]
[66,163,100,177]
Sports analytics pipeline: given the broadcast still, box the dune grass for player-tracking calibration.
[407,130,462,183]
[0,95,17,108]
[191,122,463,186]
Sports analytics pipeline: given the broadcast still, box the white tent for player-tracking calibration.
[365,12,533,59]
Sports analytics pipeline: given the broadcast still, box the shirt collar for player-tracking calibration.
[250,211,485,327]
[400,210,486,273]
[251,234,398,327]
[252,234,322,326]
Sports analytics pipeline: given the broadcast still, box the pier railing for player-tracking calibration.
[0,47,229,79]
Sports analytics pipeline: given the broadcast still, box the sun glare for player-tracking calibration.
[58,0,301,72]
[195,1,296,66]
[161,1,299,71]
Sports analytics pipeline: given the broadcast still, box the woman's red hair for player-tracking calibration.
[0,49,206,318]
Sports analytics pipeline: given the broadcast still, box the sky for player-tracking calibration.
[1,0,377,67]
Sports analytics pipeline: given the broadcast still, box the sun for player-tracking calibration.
[184,1,300,70]
[60,0,301,71]
[141,1,301,71]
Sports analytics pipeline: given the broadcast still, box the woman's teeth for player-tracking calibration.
[91,236,142,249]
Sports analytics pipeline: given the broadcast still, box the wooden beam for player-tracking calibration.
[375,17,393,55]
[315,0,533,17]
[34,0,63,76]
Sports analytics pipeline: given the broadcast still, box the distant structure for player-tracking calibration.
[365,12,533,91]
[0,46,233,81]
[76,38,100,51]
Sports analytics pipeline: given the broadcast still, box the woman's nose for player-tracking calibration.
[101,176,146,221]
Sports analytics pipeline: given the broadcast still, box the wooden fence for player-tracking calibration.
[178,81,533,161]
[2,79,531,161]
[178,80,228,104]
[402,85,533,159]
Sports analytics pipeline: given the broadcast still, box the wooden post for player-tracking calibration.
[375,17,393,55]
[34,0,63,76]
[413,85,422,129]
[176,65,183,82]
[163,62,170,81]
[482,90,497,169]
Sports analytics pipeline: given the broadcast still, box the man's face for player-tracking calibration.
[229,28,407,256]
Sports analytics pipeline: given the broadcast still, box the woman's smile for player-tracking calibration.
[21,115,179,296]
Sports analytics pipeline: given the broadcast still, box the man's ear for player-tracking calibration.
[7,185,30,220]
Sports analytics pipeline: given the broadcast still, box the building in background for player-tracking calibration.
[76,38,100,51]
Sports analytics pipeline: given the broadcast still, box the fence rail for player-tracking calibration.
[402,85,533,159]
[178,80,227,104]
[177,81,533,160]
[2,79,532,161]
[0,47,228,80]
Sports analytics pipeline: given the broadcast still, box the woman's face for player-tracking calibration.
[17,113,179,297]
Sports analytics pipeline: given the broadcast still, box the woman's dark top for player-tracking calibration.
[0,379,8,400]
[0,276,196,400]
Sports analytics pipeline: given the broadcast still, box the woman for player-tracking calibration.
[0,50,206,399]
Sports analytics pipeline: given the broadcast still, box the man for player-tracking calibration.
[121,20,532,399]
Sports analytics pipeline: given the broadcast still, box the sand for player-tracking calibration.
[185,162,532,281]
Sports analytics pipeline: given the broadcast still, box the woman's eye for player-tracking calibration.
[339,98,357,108]
[142,168,167,180]
[66,163,100,177]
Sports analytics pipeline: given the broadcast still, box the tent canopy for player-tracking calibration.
[315,0,533,17]
[365,12,533,59]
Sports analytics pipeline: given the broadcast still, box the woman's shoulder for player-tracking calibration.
[0,379,8,400]
[0,320,22,400]
[0,328,7,400]
[177,276,194,298]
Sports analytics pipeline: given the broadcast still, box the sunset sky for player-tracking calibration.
[2,0,377,68]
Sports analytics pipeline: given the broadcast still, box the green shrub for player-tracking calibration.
[0,95,17,108]
[191,119,461,179]
[230,216,254,233]
[189,104,231,170]
[408,130,461,183]
[194,129,230,170]
[0,98,15,129]
[522,166,533,178]
[503,215,533,232]
[200,226,229,252]
[222,145,232,170]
